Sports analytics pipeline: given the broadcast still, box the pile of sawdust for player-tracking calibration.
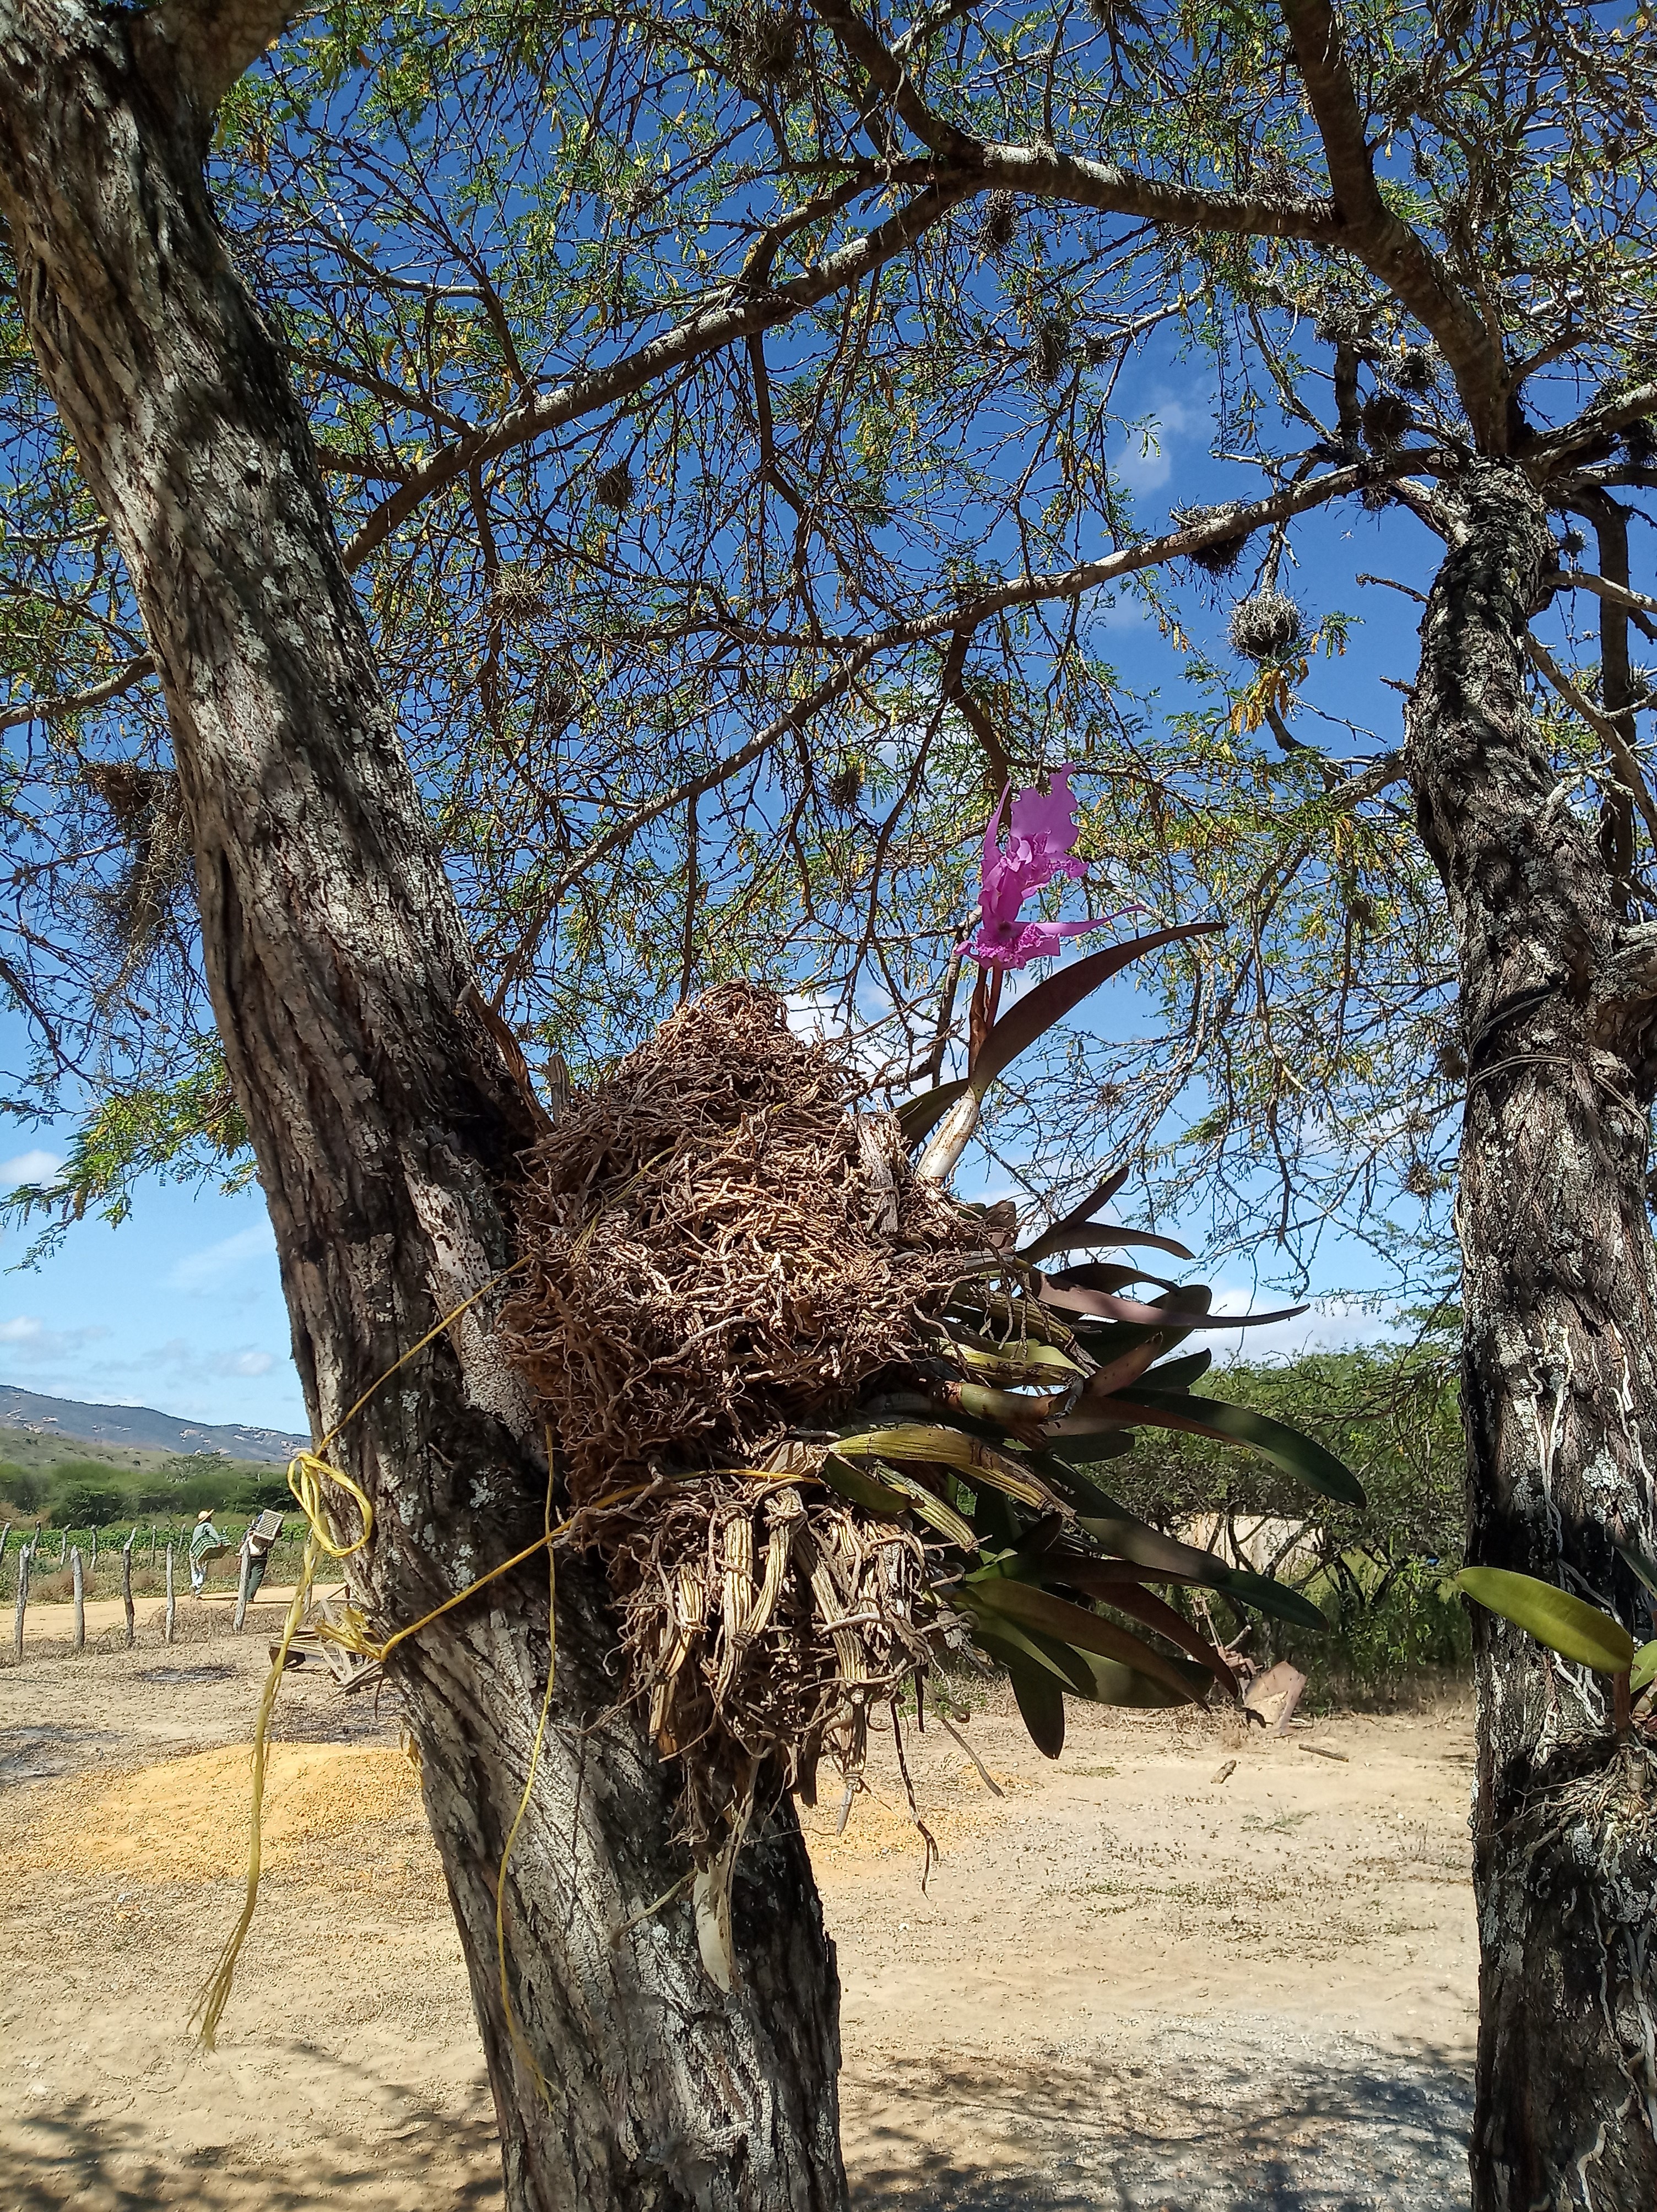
[7,1745,421,1883]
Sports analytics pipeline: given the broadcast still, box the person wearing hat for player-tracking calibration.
[188,1507,224,1596]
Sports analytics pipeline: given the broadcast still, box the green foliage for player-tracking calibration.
[1456,1566,1637,1677]
[0,1462,44,1513]
[49,1476,125,1528]
[1094,1327,1469,1698]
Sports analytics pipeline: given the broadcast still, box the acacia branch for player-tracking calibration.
[811,2,1342,244]
[1546,567,1657,633]
[1277,0,1504,448]
[1524,634,1657,852]
[489,456,1401,993]
[0,651,156,735]
[340,185,971,572]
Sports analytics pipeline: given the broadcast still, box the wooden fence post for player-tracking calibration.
[11,1543,26,1661]
[232,1540,252,1634]
[164,1542,176,1646]
[122,1528,137,1648]
[89,1525,98,1575]
[71,1545,84,1651]
[0,1525,9,1583]
[57,1530,66,1566]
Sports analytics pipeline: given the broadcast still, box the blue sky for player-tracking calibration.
[0,1109,305,1432]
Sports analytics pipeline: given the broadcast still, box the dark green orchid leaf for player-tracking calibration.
[1044,1560,1238,1693]
[1065,1389,1364,1508]
[1006,1655,1066,1758]
[962,1609,1097,1698]
[966,1613,1187,1710]
[1022,1221,1196,1267]
[963,1574,1208,1704]
[1043,1275,1307,1332]
[969,921,1225,1096]
[1016,1168,1130,1265]
[1141,1349,1213,1391]
[1097,1580,1239,1695]
[896,1077,971,1150]
[1615,1540,1657,1608]
[1212,1566,1330,1633]
[1071,1505,1329,1630]
[1455,1567,1636,1676]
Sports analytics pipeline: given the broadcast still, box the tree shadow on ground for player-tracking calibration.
[4,2063,503,2212]
[844,2030,1472,2211]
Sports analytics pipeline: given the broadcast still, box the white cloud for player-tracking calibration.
[1113,392,1203,495]
[0,1315,111,1367]
[214,1349,275,1378]
[164,1219,275,1293]
[1205,1289,1400,1367]
[0,1150,61,1188]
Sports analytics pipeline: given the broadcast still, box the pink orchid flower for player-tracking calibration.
[970,766,1112,968]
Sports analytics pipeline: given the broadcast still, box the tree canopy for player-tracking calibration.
[2,0,1654,1287]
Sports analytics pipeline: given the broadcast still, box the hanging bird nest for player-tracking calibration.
[82,759,192,981]
[1360,390,1412,449]
[1228,588,1306,664]
[1169,502,1252,576]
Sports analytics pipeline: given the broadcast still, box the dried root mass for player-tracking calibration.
[502,983,972,1503]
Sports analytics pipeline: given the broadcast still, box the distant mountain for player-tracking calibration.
[0,1384,304,1464]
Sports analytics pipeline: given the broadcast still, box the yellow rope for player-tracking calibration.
[492,1431,559,2101]
[193,1261,523,2048]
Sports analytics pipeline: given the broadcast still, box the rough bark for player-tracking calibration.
[0,9,846,2207]
[1407,461,1657,2210]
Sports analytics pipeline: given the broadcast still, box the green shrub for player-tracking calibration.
[0,1463,45,1513]
[50,1477,126,1529]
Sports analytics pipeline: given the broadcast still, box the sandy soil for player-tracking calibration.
[0,1628,1477,2210]
[12,1585,348,1650]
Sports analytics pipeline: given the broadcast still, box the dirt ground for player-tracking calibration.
[0,1609,1477,2210]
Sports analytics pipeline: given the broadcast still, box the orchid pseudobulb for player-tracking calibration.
[970,766,1109,969]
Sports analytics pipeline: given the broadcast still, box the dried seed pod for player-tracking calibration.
[748,1484,805,1641]
[1228,589,1306,664]
[713,1508,757,1698]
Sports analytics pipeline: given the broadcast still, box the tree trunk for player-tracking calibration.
[0,13,846,2207]
[1407,460,1657,2209]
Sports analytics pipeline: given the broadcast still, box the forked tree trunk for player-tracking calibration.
[0,13,844,2207]
[1407,462,1657,2209]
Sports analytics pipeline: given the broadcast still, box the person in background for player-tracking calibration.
[188,1507,222,1596]
[240,1512,282,1603]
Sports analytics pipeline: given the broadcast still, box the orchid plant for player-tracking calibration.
[916,766,1166,1184]
[966,766,1114,1059]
